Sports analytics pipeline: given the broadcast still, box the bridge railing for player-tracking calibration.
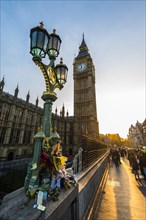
[83,148,108,169]
[82,134,109,168]
[71,135,109,174]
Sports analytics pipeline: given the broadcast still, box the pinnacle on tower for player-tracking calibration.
[0,76,5,91]
[55,107,58,114]
[26,91,30,103]
[14,84,19,98]
[36,96,39,106]
[62,103,65,117]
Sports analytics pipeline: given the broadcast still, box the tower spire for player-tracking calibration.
[82,32,85,43]
[80,33,86,48]
[77,33,89,57]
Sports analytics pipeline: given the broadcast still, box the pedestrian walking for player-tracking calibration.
[131,153,140,180]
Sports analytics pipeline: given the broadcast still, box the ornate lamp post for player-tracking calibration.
[30,22,68,137]
[24,22,68,192]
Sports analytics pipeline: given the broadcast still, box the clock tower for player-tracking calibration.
[73,35,99,150]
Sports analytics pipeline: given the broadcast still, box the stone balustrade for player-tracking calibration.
[0,151,109,220]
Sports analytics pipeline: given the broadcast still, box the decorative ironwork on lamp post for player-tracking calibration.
[30,22,68,137]
[24,22,68,192]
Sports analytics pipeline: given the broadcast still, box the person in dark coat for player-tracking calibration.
[139,151,146,180]
[131,153,139,180]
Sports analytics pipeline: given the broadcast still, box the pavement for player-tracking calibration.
[88,157,146,220]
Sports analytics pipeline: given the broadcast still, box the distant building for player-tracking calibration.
[0,36,100,160]
[128,119,146,148]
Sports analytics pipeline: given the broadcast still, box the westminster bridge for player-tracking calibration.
[0,148,146,220]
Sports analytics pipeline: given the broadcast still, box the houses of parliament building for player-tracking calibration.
[0,36,100,161]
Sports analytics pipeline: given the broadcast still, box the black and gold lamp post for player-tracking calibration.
[30,22,68,137]
[24,22,68,191]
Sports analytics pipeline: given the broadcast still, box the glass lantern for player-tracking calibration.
[30,22,50,59]
[47,29,62,59]
[55,58,68,85]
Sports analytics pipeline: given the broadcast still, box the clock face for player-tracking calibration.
[77,62,86,72]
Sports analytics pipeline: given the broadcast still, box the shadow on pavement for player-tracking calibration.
[112,161,132,220]
[136,179,146,197]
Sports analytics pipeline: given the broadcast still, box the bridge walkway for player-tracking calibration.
[88,157,146,220]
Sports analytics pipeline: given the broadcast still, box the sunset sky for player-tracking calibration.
[1,0,145,138]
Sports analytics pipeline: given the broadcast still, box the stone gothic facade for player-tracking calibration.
[0,36,99,160]
[128,119,146,148]
[0,80,74,161]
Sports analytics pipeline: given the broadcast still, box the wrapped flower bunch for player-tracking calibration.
[27,130,77,204]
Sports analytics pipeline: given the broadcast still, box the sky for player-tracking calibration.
[0,0,145,138]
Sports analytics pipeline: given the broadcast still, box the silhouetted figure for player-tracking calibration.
[112,150,121,168]
[139,151,146,180]
[131,153,139,180]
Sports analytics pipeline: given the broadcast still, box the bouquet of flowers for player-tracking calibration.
[27,130,77,203]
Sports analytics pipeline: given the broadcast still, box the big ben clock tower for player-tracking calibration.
[73,35,99,150]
